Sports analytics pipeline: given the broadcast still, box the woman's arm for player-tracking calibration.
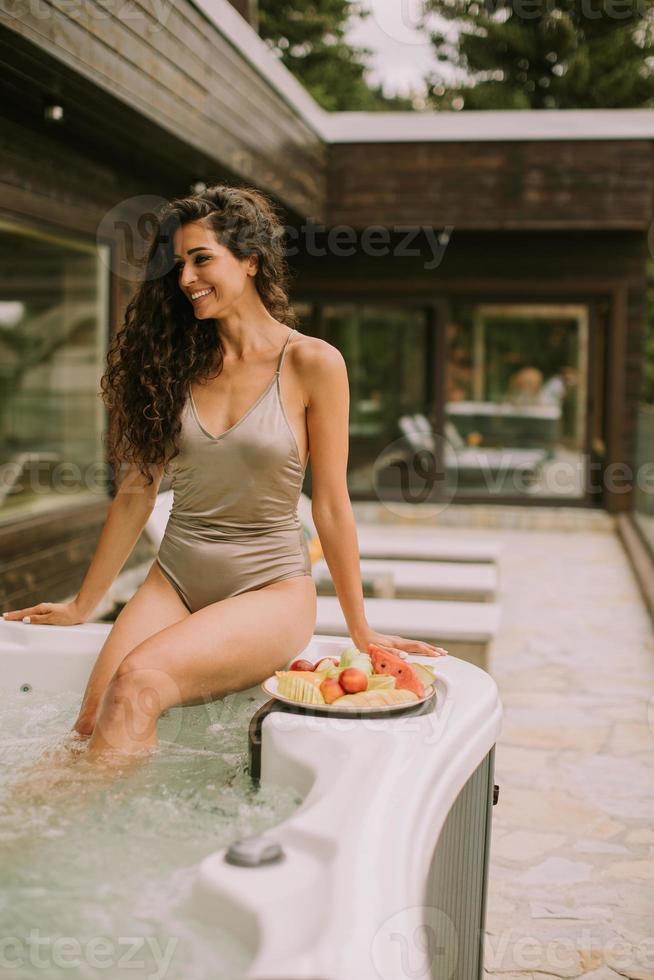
[2,461,164,625]
[74,463,164,618]
[303,340,446,659]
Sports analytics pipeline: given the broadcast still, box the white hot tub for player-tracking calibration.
[1,620,502,980]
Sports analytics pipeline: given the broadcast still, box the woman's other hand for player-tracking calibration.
[2,600,87,626]
[353,628,447,659]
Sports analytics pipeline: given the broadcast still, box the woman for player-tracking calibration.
[3,184,446,766]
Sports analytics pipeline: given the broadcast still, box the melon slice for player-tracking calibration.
[411,663,437,688]
[276,671,326,704]
[366,674,396,690]
[333,688,418,708]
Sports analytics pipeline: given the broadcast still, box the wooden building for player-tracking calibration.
[1,0,653,614]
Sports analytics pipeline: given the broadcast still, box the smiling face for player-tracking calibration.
[172,219,257,318]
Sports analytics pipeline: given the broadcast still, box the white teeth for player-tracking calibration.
[191,288,213,300]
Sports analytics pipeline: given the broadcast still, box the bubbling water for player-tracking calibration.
[0,688,301,979]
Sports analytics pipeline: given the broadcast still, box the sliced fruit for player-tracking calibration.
[368,644,425,698]
[333,689,418,707]
[339,648,373,675]
[366,674,396,690]
[411,663,437,688]
[276,671,326,704]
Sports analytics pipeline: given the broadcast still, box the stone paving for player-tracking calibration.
[483,524,654,980]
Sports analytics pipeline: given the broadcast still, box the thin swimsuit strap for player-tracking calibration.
[275,327,296,375]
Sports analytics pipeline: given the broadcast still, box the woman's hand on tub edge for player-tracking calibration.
[2,599,87,627]
[352,627,447,659]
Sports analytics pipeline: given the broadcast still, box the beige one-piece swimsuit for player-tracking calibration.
[156,328,312,613]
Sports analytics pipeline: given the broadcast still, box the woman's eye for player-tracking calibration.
[175,255,209,272]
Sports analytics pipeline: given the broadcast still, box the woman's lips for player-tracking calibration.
[191,288,214,304]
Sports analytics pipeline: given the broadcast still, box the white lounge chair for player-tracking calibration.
[144,489,173,549]
[311,557,497,602]
[408,413,547,492]
[299,493,501,564]
[315,595,501,671]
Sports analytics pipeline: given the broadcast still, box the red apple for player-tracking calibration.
[339,668,368,694]
[289,658,316,672]
[320,677,345,704]
[315,657,340,672]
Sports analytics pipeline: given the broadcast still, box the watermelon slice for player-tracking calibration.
[368,643,425,698]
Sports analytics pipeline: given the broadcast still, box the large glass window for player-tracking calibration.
[444,303,589,499]
[296,299,597,504]
[0,219,110,521]
[296,304,432,499]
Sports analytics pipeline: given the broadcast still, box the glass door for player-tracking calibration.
[444,302,590,499]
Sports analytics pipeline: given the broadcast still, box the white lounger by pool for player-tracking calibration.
[312,557,498,601]
[315,595,501,671]
[353,524,502,564]
[298,493,502,564]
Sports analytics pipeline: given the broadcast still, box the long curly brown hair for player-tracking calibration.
[101,183,298,490]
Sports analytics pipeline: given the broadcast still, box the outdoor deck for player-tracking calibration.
[483,522,654,976]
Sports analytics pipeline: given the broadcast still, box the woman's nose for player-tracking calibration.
[179,267,196,289]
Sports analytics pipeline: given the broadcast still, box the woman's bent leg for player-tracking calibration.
[73,561,191,735]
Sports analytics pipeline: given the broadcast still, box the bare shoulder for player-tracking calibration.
[288,334,348,407]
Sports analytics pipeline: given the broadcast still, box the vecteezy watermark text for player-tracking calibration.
[284,222,453,271]
[0,931,178,980]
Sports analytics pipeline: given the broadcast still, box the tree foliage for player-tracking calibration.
[257,0,415,110]
[422,0,654,109]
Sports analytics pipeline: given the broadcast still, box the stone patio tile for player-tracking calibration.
[608,723,654,756]
[626,828,654,844]
[519,856,594,887]
[493,830,567,863]
[599,859,654,880]
[495,745,554,772]
[499,724,610,752]
[494,786,623,836]
[483,918,611,976]
[573,839,629,855]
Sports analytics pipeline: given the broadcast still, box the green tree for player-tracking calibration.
[257,0,416,110]
[422,0,654,109]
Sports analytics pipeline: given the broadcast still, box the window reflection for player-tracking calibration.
[0,220,109,520]
[445,304,588,498]
[295,304,431,499]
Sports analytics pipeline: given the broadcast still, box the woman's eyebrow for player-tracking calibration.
[173,246,213,258]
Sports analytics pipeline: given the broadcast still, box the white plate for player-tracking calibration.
[261,673,436,715]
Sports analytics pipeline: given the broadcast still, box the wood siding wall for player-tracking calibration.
[0,0,326,222]
[327,141,654,231]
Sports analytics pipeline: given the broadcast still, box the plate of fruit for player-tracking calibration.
[262,642,437,714]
